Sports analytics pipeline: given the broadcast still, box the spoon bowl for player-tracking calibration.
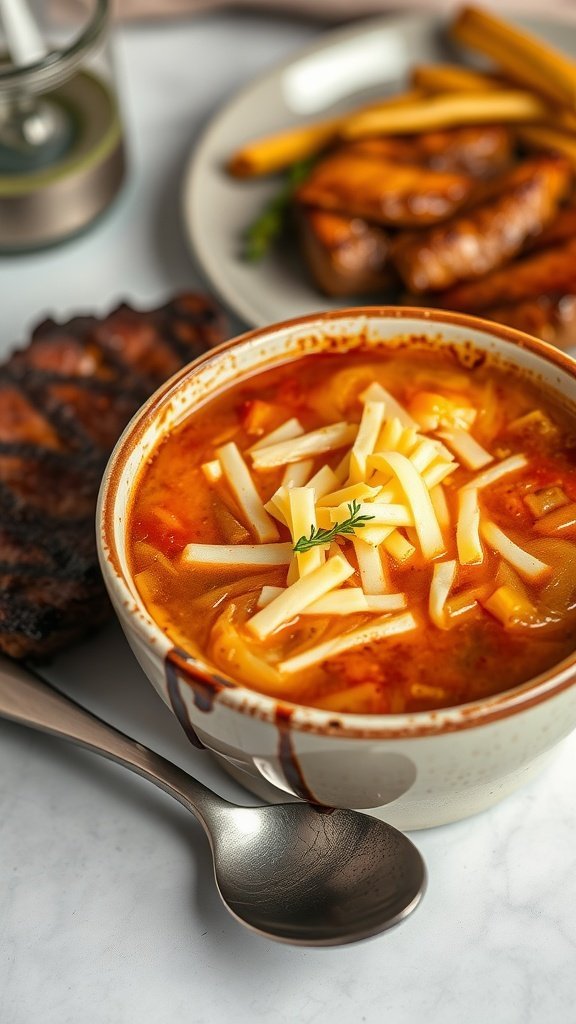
[0,656,425,946]
[211,802,425,945]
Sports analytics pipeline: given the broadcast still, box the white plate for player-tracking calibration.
[183,11,576,329]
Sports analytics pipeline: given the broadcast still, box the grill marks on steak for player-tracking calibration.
[0,292,226,659]
[0,383,64,449]
[0,448,104,522]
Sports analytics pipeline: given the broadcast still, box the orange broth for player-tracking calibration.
[128,349,576,714]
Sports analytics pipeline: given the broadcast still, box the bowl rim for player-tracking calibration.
[98,305,576,740]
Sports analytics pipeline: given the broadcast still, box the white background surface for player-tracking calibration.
[1,12,576,1024]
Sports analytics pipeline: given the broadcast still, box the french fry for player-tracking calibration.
[228,117,340,178]
[519,125,576,167]
[340,90,548,140]
[410,62,501,95]
[411,57,576,134]
[227,90,422,178]
[451,5,576,111]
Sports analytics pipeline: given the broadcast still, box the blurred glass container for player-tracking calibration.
[0,0,126,250]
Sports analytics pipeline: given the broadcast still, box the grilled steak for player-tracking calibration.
[0,293,226,660]
[298,207,394,297]
[392,156,571,293]
[296,151,474,227]
[348,125,513,178]
[521,200,576,255]
[436,236,576,312]
[414,126,513,177]
[482,295,576,349]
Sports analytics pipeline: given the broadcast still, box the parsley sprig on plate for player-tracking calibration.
[243,158,315,262]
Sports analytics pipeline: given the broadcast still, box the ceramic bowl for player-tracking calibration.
[97,308,576,830]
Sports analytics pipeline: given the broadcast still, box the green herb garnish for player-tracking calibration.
[293,500,375,554]
[243,158,315,262]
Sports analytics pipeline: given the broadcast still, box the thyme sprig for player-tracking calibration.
[243,158,315,262]
[293,500,375,554]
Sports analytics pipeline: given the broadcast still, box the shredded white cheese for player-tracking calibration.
[456,488,483,565]
[250,422,357,470]
[438,428,493,470]
[349,400,386,483]
[480,521,552,582]
[421,459,458,489]
[409,437,450,474]
[462,454,527,491]
[217,442,279,543]
[182,543,293,566]
[306,464,340,498]
[330,501,413,527]
[429,560,457,629]
[317,482,381,507]
[360,382,417,428]
[281,459,314,489]
[358,524,397,547]
[257,586,285,608]
[248,417,304,452]
[246,554,355,640]
[289,486,324,577]
[377,416,405,453]
[352,536,390,594]
[370,452,445,559]
[278,612,418,674]
[430,484,451,530]
[382,530,416,563]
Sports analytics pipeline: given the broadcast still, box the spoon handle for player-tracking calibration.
[0,655,229,828]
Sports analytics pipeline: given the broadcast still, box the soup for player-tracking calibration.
[128,347,576,715]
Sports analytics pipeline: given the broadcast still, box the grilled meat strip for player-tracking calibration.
[348,125,513,177]
[414,126,513,176]
[0,293,226,660]
[296,151,474,227]
[436,236,576,312]
[482,295,576,349]
[521,200,576,255]
[392,156,571,293]
[298,207,394,297]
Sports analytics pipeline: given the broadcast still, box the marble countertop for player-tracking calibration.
[1,12,576,1024]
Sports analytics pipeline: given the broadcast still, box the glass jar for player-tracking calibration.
[0,0,126,250]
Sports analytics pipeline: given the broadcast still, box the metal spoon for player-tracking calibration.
[0,656,426,946]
